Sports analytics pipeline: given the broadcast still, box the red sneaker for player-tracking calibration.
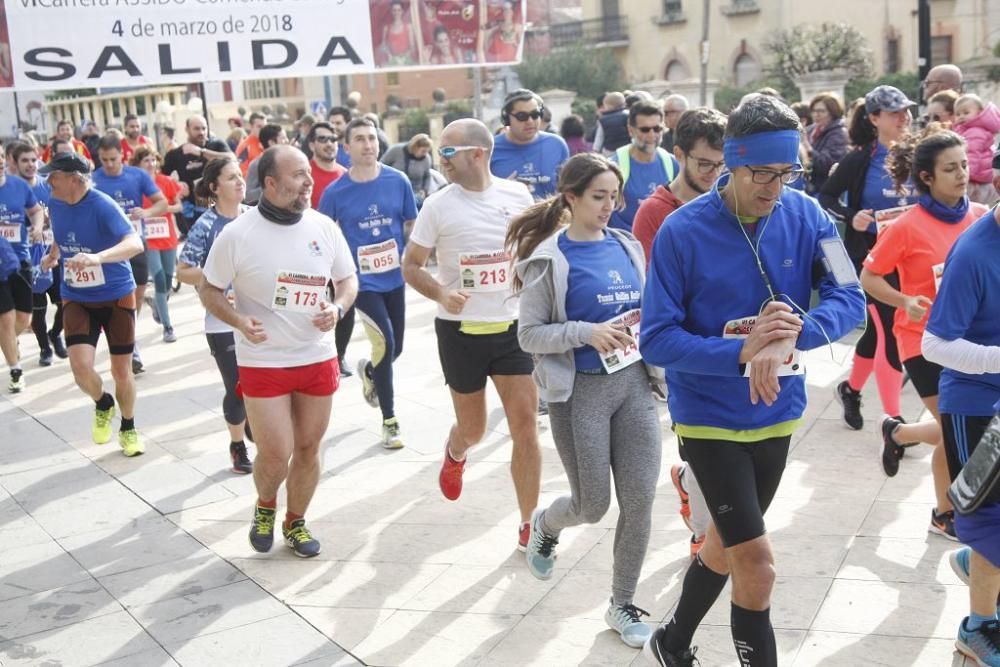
[670,464,692,532]
[439,444,465,501]
[517,521,530,552]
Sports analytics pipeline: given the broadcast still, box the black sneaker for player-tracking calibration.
[643,624,700,666]
[39,347,53,367]
[338,356,353,378]
[132,355,144,375]
[283,519,322,558]
[929,508,958,541]
[878,415,905,477]
[248,505,276,552]
[230,442,253,475]
[48,332,67,359]
[834,381,863,430]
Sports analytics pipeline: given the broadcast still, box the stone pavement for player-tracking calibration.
[0,284,977,667]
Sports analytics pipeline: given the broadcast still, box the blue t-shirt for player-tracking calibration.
[179,206,241,333]
[490,131,570,201]
[336,144,352,169]
[317,165,416,293]
[50,189,137,302]
[861,143,914,233]
[0,176,39,262]
[559,230,642,371]
[25,177,51,207]
[925,212,1000,416]
[92,166,160,237]
[609,153,675,231]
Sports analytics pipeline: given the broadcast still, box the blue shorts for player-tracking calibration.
[956,502,1000,568]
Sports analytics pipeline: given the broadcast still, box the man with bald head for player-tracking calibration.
[403,118,542,551]
[201,145,358,558]
[922,64,963,100]
[162,115,231,236]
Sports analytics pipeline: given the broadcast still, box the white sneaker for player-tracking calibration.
[604,598,652,648]
[381,418,404,449]
[358,359,379,408]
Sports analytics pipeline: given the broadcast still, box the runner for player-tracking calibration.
[510,152,661,648]
[860,126,987,539]
[176,157,253,474]
[402,118,541,551]
[40,119,92,164]
[235,112,268,178]
[161,116,231,237]
[39,152,146,457]
[328,107,353,168]
[490,89,570,201]
[0,150,44,392]
[92,135,167,373]
[201,145,357,558]
[244,124,288,206]
[318,118,416,449]
[120,114,152,164]
[640,95,865,667]
[609,101,680,232]
[922,157,1000,667]
[131,146,185,343]
[307,121,351,376]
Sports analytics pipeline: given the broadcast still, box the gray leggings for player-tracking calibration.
[541,362,662,604]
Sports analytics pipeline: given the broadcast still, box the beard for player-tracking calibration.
[684,168,708,195]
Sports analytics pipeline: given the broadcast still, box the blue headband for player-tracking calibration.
[723,129,801,169]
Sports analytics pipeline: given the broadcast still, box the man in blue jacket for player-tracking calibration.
[641,95,866,667]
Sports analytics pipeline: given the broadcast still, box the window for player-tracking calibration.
[663,0,682,14]
[243,79,281,100]
[387,72,400,86]
[886,37,899,74]
[931,35,953,65]
[665,59,689,81]
[734,53,761,87]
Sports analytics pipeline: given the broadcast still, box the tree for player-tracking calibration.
[515,45,624,101]
[844,72,920,106]
[764,22,874,91]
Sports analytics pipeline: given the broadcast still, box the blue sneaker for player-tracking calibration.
[248,505,275,553]
[605,598,652,648]
[525,508,558,580]
[950,547,971,585]
[957,618,1000,667]
[283,519,322,558]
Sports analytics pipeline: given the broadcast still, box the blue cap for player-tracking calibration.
[864,85,916,114]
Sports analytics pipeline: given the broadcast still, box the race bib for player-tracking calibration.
[272,270,327,312]
[143,217,171,240]
[600,309,642,374]
[875,205,914,234]
[0,224,21,242]
[358,239,399,275]
[932,262,945,293]
[723,315,804,377]
[64,263,106,288]
[459,250,510,292]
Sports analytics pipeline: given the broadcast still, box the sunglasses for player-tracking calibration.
[510,111,542,122]
[438,145,479,159]
[313,135,339,144]
[636,125,664,134]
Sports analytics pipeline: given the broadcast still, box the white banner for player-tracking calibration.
[0,0,525,91]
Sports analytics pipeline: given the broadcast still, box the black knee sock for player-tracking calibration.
[120,417,135,432]
[96,393,114,411]
[731,604,777,667]
[664,554,729,653]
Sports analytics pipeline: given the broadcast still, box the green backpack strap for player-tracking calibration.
[615,145,675,184]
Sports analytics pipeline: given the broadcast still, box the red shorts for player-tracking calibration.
[237,359,340,398]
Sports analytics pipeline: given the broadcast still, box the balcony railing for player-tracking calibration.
[721,0,760,16]
[549,15,629,49]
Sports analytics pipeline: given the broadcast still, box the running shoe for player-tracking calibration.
[438,442,465,501]
[230,442,253,475]
[950,547,971,584]
[145,295,161,325]
[39,347,53,367]
[644,624,700,666]
[162,327,177,343]
[878,415,905,477]
[118,429,145,457]
[525,508,558,580]
[92,404,115,444]
[605,598,652,648]
[929,508,958,541]
[670,464,693,532]
[131,354,144,375]
[956,618,1000,667]
[338,356,353,378]
[8,368,24,393]
[283,519,322,558]
[835,380,863,430]
[48,332,67,359]
[358,359,379,408]
[248,505,276,553]
[381,417,404,449]
[689,535,705,560]
[517,521,530,553]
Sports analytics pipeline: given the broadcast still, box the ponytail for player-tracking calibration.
[506,195,568,292]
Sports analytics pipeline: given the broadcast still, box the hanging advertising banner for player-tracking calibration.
[0,0,525,92]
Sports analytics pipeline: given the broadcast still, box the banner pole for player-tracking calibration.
[199,82,210,133]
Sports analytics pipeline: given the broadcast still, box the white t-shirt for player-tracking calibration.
[203,207,356,368]
[410,178,532,322]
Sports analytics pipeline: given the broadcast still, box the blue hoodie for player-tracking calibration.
[640,173,866,431]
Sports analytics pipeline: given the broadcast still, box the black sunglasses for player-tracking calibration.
[314,135,339,144]
[511,111,542,122]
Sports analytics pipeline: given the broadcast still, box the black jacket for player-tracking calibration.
[818,142,878,269]
[807,119,848,193]
[598,110,630,152]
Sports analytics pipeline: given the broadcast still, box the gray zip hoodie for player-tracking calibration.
[515,226,665,403]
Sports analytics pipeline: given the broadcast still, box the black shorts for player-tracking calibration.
[63,295,136,355]
[434,318,534,394]
[902,355,943,399]
[680,434,791,547]
[941,413,994,481]
[130,252,148,286]
[0,272,33,314]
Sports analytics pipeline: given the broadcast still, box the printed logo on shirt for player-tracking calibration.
[608,269,624,285]
[67,231,77,244]
[782,258,793,268]
[309,240,322,257]
[368,204,379,216]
